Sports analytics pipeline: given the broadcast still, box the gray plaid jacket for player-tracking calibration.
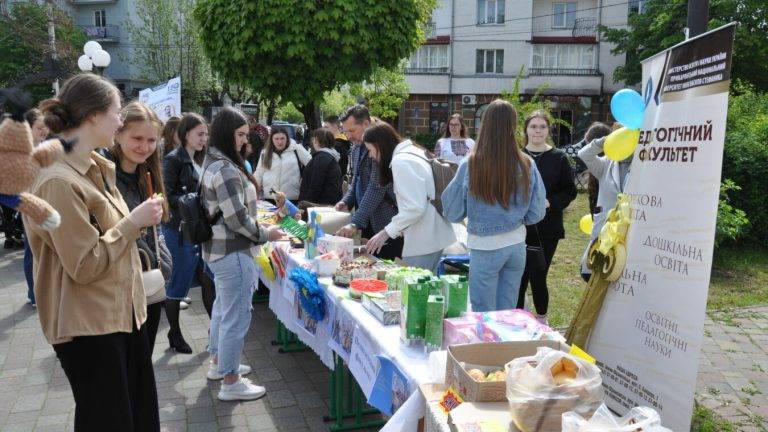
[342,143,398,233]
[200,148,266,263]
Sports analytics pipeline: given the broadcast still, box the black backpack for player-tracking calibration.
[178,163,222,245]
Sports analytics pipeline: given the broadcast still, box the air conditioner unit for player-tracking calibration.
[461,95,477,106]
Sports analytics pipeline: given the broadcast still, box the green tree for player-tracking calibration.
[319,87,357,119]
[0,1,86,102]
[124,0,216,112]
[350,64,410,121]
[601,0,768,91]
[274,102,304,124]
[194,0,435,129]
[500,66,569,143]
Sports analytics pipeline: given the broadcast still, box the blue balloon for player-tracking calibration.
[610,89,645,130]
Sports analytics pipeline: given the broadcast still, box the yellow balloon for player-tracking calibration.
[604,127,640,161]
[579,214,593,235]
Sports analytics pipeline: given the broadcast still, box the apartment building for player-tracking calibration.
[402,0,632,145]
[57,0,145,96]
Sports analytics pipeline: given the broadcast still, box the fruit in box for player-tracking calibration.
[349,279,388,299]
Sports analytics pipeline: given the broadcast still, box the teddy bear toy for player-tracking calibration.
[0,88,75,230]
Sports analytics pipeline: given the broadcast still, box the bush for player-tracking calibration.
[722,83,768,244]
[410,132,440,152]
[715,179,749,247]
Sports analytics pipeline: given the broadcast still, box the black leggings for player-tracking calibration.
[517,238,560,315]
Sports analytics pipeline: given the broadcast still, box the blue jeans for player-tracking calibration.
[469,243,526,312]
[24,234,34,304]
[162,225,213,300]
[208,252,256,376]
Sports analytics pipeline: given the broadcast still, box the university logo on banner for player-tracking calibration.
[586,24,736,431]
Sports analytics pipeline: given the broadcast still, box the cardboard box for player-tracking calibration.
[445,340,569,402]
[448,401,518,432]
[317,235,354,262]
[362,291,401,325]
[307,207,351,235]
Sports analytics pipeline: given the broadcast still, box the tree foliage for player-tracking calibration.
[319,87,357,119]
[350,64,410,121]
[0,1,86,102]
[193,0,435,127]
[124,0,216,111]
[500,66,569,144]
[721,82,768,244]
[601,0,768,91]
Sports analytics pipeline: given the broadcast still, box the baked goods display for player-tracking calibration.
[333,256,378,286]
[505,347,604,432]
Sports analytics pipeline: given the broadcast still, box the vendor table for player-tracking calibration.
[261,241,436,431]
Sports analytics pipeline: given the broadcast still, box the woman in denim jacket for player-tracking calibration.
[442,100,546,312]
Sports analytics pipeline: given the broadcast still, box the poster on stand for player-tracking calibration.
[587,24,736,431]
[139,76,182,123]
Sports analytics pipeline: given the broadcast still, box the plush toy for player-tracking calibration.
[0,88,76,230]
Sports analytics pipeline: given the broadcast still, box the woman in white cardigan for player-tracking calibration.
[363,123,456,273]
[254,126,311,201]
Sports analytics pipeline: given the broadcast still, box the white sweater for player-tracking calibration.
[254,142,311,200]
[384,140,457,257]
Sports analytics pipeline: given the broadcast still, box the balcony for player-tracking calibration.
[529,68,597,76]
[69,0,117,4]
[404,67,449,75]
[80,25,120,43]
[572,17,597,38]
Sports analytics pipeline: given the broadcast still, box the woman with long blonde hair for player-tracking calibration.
[101,101,171,353]
[441,99,546,312]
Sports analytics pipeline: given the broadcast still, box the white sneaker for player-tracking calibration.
[207,362,252,380]
[183,296,192,303]
[536,313,549,326]
[179,301,189,310]
[218,377,265,401]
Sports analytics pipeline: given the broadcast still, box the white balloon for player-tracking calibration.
[92,49,111,68]
[77,54,93,71]
[83,40,102,57]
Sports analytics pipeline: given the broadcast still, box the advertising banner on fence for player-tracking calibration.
[139,76,181,123]
[586,24,736,431]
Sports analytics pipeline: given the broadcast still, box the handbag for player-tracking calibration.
[140,225,166,305]
[525,224,547,273]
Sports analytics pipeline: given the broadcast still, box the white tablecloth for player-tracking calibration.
[263,243,435,430]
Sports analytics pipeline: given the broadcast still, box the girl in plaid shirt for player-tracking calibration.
[200,108,282,401]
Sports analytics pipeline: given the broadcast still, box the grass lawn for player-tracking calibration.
[541,192,768,328]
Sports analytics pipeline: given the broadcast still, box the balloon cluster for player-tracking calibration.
[579,88,646,236]
[604,89,645,161]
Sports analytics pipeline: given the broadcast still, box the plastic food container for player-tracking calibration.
[314,257,341,276]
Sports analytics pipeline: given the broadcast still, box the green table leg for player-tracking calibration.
[325,355,385,431]
[270,321,309,353]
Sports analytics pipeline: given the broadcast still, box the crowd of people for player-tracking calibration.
[0,71,631,431]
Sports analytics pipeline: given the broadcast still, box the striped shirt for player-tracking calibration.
[201,148,267,262]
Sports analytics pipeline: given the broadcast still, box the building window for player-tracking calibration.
[629,0,645,14]
[532,44,595,70]
[477,0,505,25]
[476,49,503,74]
[94,9,106,27]
[552,2,577,28]
[408,45,449,73]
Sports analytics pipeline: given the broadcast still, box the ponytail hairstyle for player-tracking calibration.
[209,107,259,188]
[112,100,169,221]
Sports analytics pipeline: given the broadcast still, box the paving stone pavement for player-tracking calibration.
[2,242,767,431]
[0,245,350,432]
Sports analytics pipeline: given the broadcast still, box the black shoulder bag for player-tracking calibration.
[525,224,547,273]
[178,162,222,245]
